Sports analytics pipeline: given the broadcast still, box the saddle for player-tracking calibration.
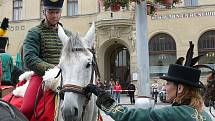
[0,99,28,121]
[2,71,57,121]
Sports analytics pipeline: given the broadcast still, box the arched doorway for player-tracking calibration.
[198,30,215,64]
[109,44,130,89]
[149,33,177,77]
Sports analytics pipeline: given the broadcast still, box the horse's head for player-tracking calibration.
[58,22,96,121]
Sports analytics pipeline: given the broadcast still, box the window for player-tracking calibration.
[184,0,198,6]
[40,0,44,18]
[198,30,215,64]
[149,33,176,66]
[149,33,176,77]
[68,0,78,16]
[13,0,22,21]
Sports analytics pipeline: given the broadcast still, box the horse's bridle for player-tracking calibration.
[194,64,215,118]
[57,48,100,98]
[55,48,100,121]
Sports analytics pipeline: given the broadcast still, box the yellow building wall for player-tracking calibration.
[4,14,95,59]
[0,0,98,21]
[7,20,40,59]
[199,0,215,5]
[148,6,215,58]
[0,0,13,19]
[1,0,215,62]
[23,0,40,19]
[78,0,98,15]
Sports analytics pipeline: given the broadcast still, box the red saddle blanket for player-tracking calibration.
[2,81,26,109]
[30,90,55,121]
[2,81,56,121]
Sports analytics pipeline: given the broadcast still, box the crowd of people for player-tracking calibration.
[96,78,136,104]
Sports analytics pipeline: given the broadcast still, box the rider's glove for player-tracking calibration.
[84,84,115,109]
[84,83,105,96]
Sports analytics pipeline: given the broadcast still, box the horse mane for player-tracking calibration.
[44,33,90,92]
[61,33,89,61]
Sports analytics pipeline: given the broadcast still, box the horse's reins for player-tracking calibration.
[55,48,100,121]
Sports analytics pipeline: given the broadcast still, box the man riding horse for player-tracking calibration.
[22,0,73,120]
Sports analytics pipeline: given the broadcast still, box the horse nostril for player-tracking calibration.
[74,107,78,116]
[62,106,79,121]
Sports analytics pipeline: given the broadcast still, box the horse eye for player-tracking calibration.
[86,62,92,68]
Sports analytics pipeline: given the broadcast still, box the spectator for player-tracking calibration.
[0,49,14,86]
[103,80,109,91]
[96,79,104,89]
[0,18,11,86]
[151,80,159,103]
[127,81,136,104]
[114,81,122,103]
[109,78,115,98]
[159,83,166,103]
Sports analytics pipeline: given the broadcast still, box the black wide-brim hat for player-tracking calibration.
[160,64,204,88]
[0,37,8,53]
[43,0,64,9]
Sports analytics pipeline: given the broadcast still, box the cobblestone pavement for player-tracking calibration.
[100,94,215,121]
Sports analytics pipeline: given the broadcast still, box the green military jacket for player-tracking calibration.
[23,20,72,75]
[0,53,14,81]
[102,103,212,121]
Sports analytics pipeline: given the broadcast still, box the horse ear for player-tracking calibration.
[84,21,95,48]
[58,24,69,45]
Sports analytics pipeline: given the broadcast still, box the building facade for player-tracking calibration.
[0,0,215,89]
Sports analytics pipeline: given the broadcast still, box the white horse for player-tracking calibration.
[43,22,98,121]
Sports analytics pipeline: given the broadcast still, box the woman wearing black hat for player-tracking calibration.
[21,0,73,120]
[84,42,212,121]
